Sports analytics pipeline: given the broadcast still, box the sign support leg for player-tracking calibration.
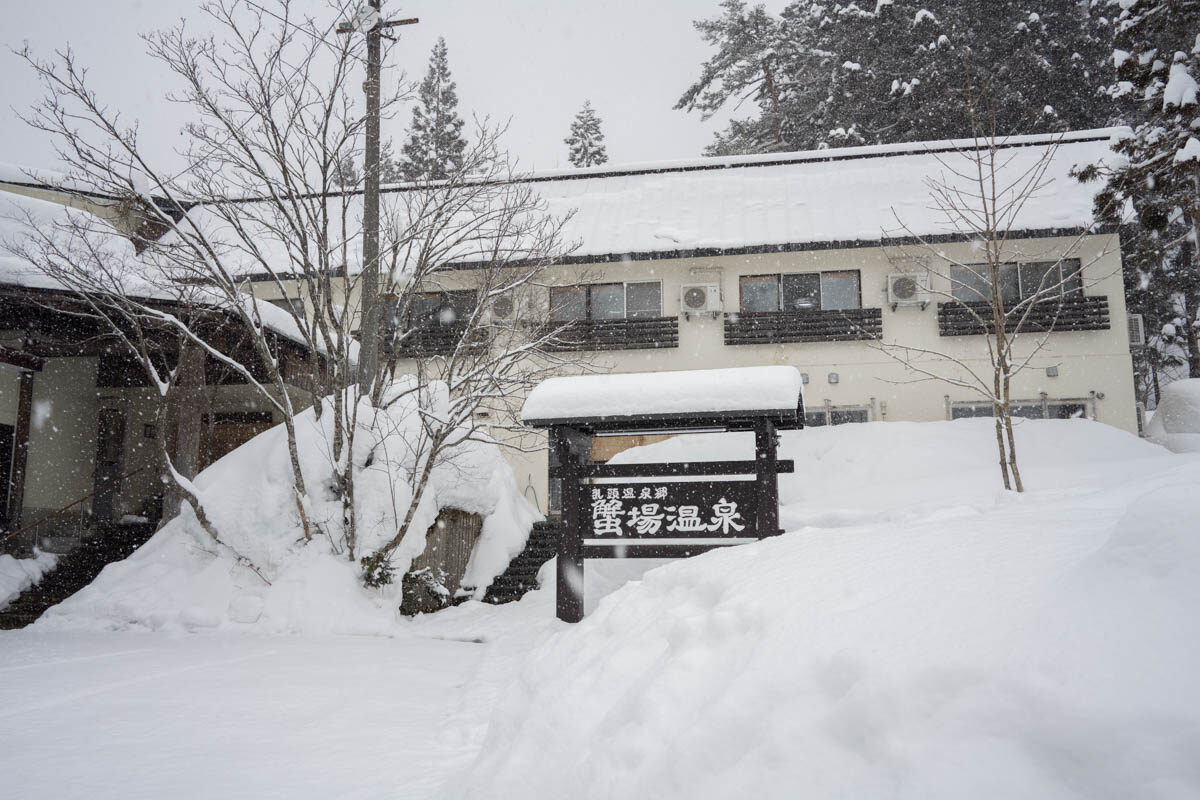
[552,426,584,622]
[755,418,781,537]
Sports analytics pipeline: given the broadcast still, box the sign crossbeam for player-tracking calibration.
[580,459,794,479]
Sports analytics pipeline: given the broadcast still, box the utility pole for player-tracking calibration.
[338,4,418,400]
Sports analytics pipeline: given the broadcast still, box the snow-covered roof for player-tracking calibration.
[0,188,331,357]
[4,129,1125,283]
[521,366,804,426]
[487,128,1125,263]
[183,128,1126,277]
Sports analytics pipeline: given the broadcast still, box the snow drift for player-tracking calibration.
[458,419,1200,799]
[37,381,539,634]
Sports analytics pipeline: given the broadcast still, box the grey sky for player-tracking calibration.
[0,0,762,174]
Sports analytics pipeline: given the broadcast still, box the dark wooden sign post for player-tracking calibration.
[524,395,802,623]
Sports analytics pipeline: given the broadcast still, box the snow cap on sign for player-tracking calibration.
[520,366,803,424]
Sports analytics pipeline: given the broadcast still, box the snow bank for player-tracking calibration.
[458,420,1200,798]
[521,366,803,423]
[1146,379,1200,453]
[37,381,538,634]
[613,417,1166,523]
[0,551,57,611]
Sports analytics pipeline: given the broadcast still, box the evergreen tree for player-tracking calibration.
[401,37,467,181]
[1076,0,1200,380]
[565,101,609,167]
[675,0,790,152]
[680,0,1113,154]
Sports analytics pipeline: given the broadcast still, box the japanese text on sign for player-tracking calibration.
[584,482,754,539]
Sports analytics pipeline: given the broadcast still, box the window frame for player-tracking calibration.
[740,270,863,313]
[948,396,1093,421]
[549,280,664,322]
[405,289,478,329]
[950,259,1083,305]
[804,404,871,427]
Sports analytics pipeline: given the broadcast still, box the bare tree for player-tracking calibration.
[12,1,582,588]
[872,88,1121,492]
[353,124,581,585]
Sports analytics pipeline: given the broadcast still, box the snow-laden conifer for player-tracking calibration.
[401,37,467,181]
[679,0,1112,154]
[1075,0,1200,387]
[564,101,609,167]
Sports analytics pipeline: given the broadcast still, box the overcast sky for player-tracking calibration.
[0,0,777,175]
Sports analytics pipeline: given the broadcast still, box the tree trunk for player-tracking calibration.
[1186,307,1200,379]
[162,342,206,523]
[761,57,784,149]
[1000,365,1024,493]
[993,408,1012,491]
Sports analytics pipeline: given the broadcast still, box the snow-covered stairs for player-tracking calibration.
[483,521,560,604]
[0,522,156,629]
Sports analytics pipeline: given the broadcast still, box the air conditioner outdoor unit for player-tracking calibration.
[1127,313,1145,348]
[887,272,930,310]
[490,294,516,326]
[680,283,722,317]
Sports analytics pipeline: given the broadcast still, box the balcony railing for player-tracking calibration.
[937,295,1110,336]
[389,323,485,358]
[540,316,679,352]
[723,308,883,346]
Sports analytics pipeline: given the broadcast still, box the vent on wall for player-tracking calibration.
[1127,313,1145,348]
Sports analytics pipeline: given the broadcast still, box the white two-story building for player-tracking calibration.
[256,129,1134,515]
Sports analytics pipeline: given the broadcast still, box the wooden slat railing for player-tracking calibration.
[389,323,487,358]
[937,295,1110,336]
[540,317,679,352]
[723,308,883,345]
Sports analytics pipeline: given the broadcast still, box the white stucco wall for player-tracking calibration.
[21,357,100,516]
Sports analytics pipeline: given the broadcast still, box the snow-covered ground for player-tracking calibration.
[2,418,1198,798]
[0,599,555,800]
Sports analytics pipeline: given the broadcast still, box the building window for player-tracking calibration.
[950,260,1082,305]
[382,290,478,356]
[550,281,663,321]
[266,297,305,316]
[406,290,477,328]
[950,399,1089,420]
[804,406,870,427]
[740,271,861,313]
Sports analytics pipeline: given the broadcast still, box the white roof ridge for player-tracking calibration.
[497,126,1131,184]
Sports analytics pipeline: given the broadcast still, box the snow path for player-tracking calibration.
[0,630,506,799]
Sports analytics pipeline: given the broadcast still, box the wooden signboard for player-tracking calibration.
[548,421,794,622]
[580,480,758,542]
[521,367,805,622]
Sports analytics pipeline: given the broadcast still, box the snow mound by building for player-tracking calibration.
[37,381,539,634]
[0,551,57,611]
[458,420,1200,798]
[1146,379,1200,453]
